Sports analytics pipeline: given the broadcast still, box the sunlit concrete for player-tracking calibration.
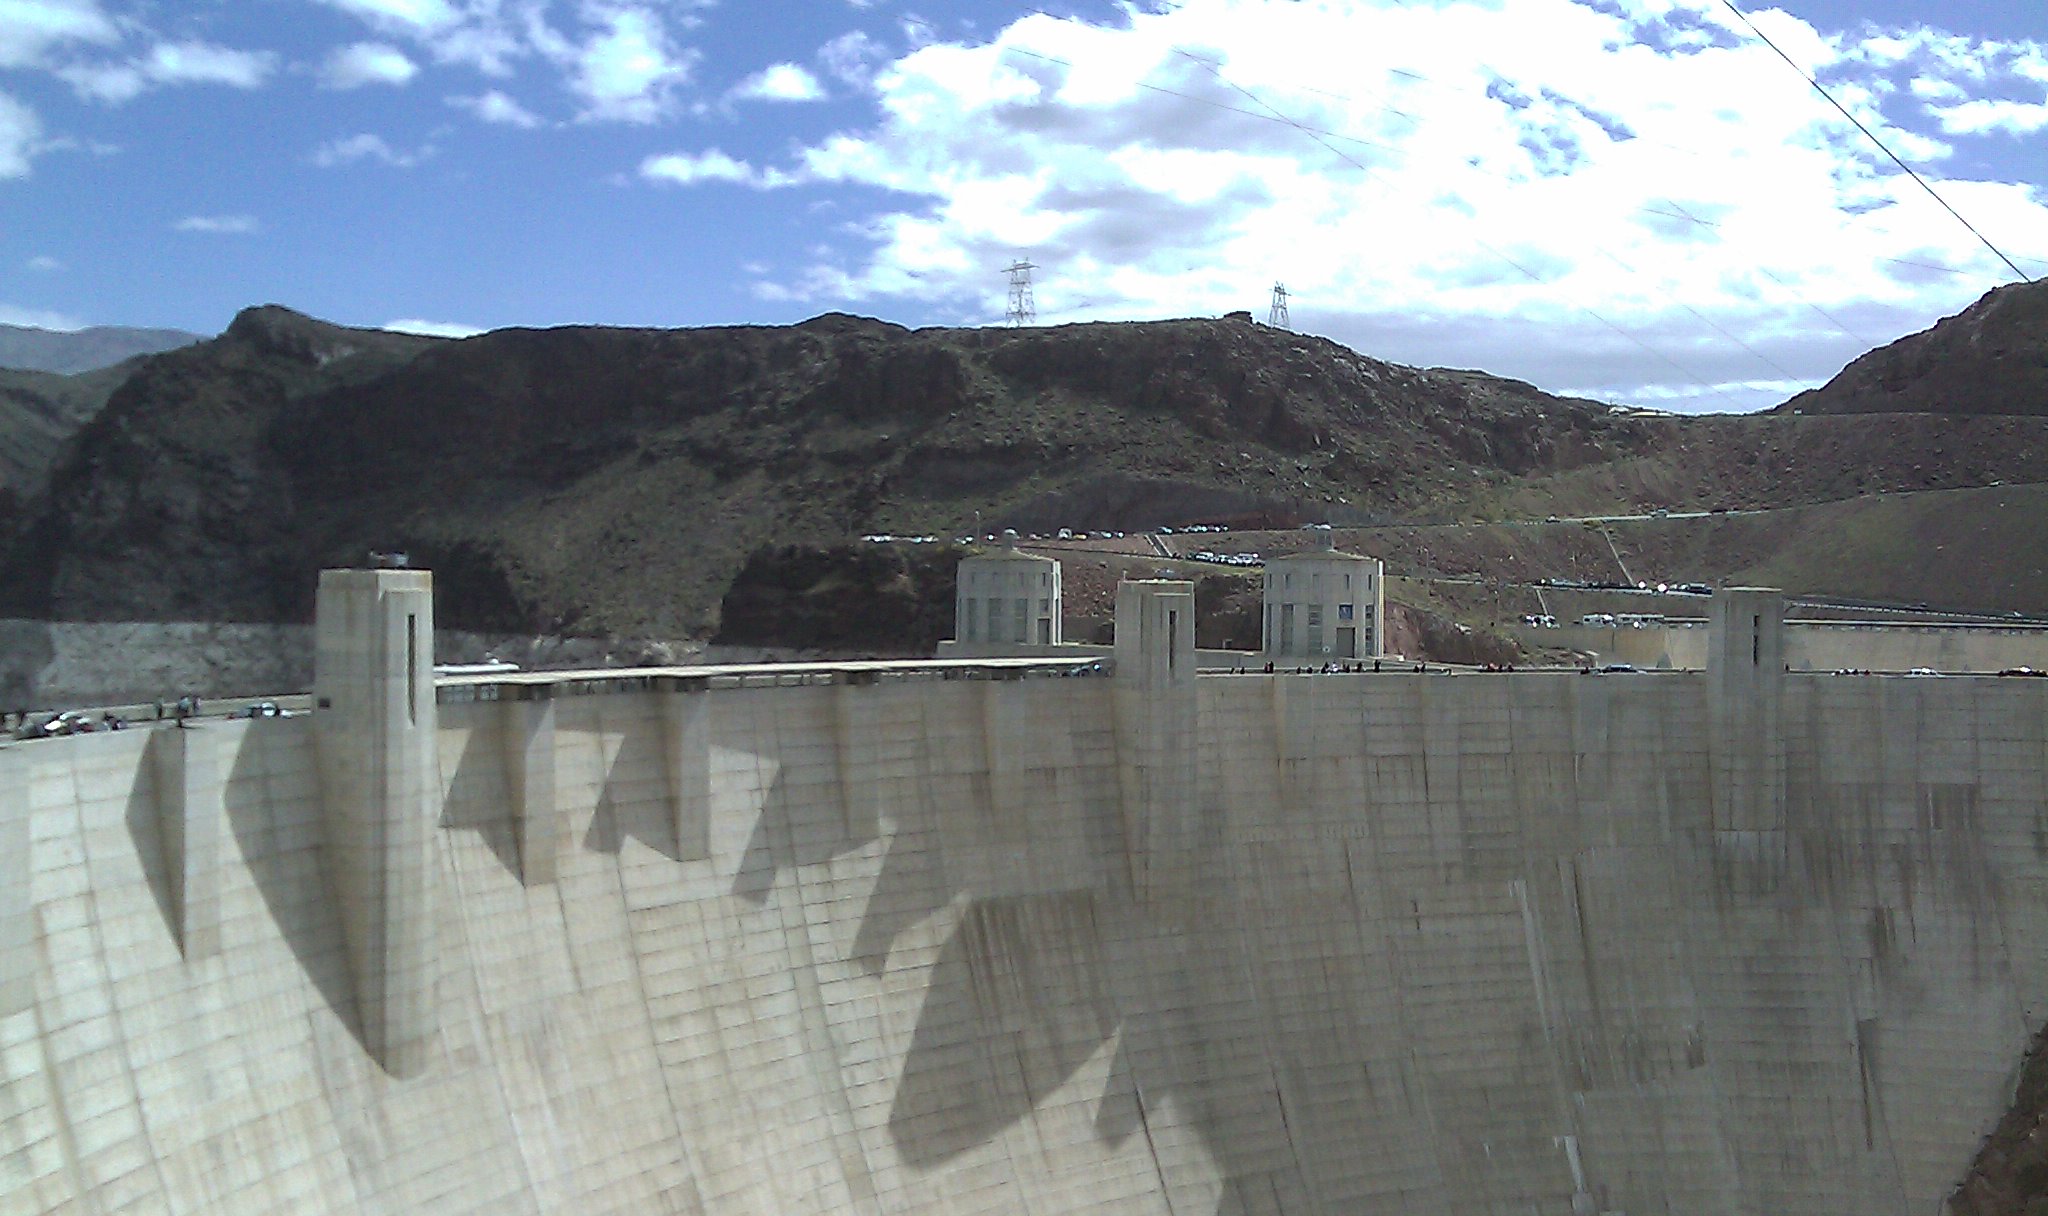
[5,578,2046,1215]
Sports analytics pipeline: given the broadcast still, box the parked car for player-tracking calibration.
[15,710,97,739]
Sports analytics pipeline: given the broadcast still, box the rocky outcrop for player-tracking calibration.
[714,543,963,656]
[1781,278,2048,416]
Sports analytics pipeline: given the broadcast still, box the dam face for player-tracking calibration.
[4,578,2046,1215]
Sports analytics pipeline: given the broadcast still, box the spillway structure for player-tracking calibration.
[4,568,2046,1215]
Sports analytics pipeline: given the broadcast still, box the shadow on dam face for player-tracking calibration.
[878,882,1472,1209]
[579,719,687,863]
[440,725,523,879]
[705,681,1461,1206]
[222,720,370,1056]
[887,892,1117,1166]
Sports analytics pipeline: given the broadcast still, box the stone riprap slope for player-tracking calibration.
[4,660,2046,1214]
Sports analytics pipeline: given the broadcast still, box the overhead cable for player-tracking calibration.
[1716,0,2032,283]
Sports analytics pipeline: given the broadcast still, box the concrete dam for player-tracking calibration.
[5,572,2046,1215]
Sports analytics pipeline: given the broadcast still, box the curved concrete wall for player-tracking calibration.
[1535,621,2048,673]
[5,666,2046,1215]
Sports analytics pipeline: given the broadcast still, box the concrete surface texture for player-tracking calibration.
[5,579,2048,1214]
[1530,618,2048,672]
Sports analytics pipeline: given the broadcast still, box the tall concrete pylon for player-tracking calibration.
[314,566,440,1078]
[1112,579,1197,903]
[1709,587,1787,839]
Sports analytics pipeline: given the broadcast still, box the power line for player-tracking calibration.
[1001,7,2037,404]
[1011,12,2033,286]
[1165,40,1889,359]
[997,35,1977,380]
[1716,0,2031,283]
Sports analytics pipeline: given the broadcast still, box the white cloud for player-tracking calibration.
[449,88,541,126]
[0,0,116,70]
[140,40,274,87]
[731,62,824,103]
[313,0,717,113]
[384,317,484,337]
[1930,97,2048,136]
[0,89,39,177]
[312,0,519,73]
[321,41,418,88]
[55,59,142,101]
[641,147,797,188]
[819,29,882,88]
[312,132,430,167]
[173,214,259,234]
[26,254,59,271]
[568,6,694,122]
[1909,76,1967,103]
[316,0,462,36]
[62,39,276,102]
[736,0,2048,413]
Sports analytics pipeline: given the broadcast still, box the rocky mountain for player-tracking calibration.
[9,300,2048,641]
[0,359,143,510]
[0,305,1644,636]
[0,322,200,374]
[1,306,438,625]
[1780,278,2048,415]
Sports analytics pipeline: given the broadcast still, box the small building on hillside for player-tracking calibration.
[955,530,1062,646]
[1262,529,1384,660]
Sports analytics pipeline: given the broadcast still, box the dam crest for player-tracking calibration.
[3,570,2044,1215]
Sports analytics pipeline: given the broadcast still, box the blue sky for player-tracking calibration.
[0,0,2041,411]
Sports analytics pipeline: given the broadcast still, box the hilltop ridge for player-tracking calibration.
[4,301,2047,640]
[0,306,1643,636]
[0,321,200,374]
[1779,278,2048,416]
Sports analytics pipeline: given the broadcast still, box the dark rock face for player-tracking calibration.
[0,307,1639,639]
[0,360,138,505]
[1949,1022,2048,1216]
[1781,279,2048,416]
[715,543,962,656]
[0,308,437,625]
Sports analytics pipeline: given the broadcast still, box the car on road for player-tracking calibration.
[16,710,94,739]
[238,701,295,719]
